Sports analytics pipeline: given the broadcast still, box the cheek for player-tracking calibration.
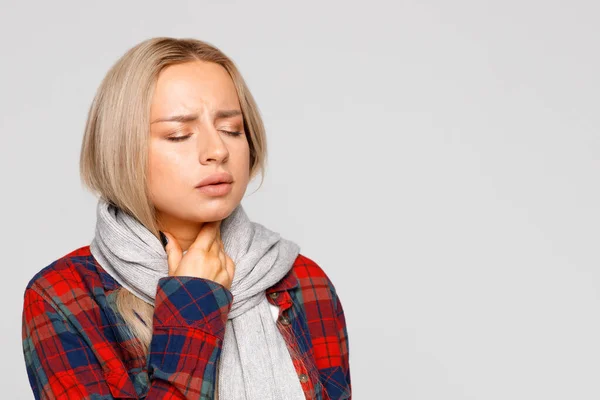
[147,142,188,192]
[232,140,251,178]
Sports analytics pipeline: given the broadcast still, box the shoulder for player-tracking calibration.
[291,253,343,308]
[24,245,103,307]
[292,253,330,284]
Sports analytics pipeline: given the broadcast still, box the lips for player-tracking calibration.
[195,172,234,188]
[196,182,233,196]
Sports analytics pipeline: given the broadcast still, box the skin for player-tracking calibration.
[147,60,251,253]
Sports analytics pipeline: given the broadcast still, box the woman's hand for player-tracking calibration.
[161,221,236,290]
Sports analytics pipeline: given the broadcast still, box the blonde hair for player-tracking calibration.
[79,37,267,360]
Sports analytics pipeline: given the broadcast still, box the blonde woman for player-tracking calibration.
[21,37,351,400]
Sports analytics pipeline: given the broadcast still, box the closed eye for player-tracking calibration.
[166,135,191,142]
[221,130,244,137]
[167,131,243,142]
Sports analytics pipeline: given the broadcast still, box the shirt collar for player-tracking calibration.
[267,267,299,294]
[98,261,119,291]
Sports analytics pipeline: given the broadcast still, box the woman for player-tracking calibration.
[21,37,351,400]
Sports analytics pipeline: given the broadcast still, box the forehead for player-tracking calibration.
[150,60,240,118]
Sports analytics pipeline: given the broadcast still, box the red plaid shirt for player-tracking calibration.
[22,245,351,399]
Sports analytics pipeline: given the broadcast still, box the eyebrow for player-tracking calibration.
[150,109,243,124]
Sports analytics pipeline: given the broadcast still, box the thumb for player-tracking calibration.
[160,231,182,276]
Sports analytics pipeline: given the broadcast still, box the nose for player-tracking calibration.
[198,127,229,164]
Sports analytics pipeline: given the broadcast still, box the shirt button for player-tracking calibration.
[269,292,279,300]
[299,374,309,383]
[279,315,291,325]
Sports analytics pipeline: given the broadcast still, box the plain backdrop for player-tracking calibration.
[1,0,599,399]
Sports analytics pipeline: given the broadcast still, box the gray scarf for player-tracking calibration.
[89,197,306,399]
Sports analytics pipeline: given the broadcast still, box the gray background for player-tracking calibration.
[1,0,599,398]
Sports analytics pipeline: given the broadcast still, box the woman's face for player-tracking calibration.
[148,60,250,226]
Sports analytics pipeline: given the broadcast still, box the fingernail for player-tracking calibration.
[159,231,169,248]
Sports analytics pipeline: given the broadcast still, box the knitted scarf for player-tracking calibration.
[89,197,305,399]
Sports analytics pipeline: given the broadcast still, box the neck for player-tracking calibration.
[156,212,207,252]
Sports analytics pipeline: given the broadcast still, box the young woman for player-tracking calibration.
[21,37,351,400]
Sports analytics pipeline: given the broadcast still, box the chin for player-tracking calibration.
[156,189,243,223]
[186,200,237,222]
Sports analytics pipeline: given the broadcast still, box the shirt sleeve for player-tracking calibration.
[147,276,233,398]
[327,275,352,399]
[22,276,233,399]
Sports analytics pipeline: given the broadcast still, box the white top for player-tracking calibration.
[268,302,280,321]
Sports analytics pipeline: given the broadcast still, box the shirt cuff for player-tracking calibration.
[152,276,233,341]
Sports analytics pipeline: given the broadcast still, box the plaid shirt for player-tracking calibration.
[22,245,351,399]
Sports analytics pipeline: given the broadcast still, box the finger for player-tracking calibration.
[189,221,220,252]
[218,246,226,270]
[162,231,182,276]
[225,255,235,283]
[209,221,224,255]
